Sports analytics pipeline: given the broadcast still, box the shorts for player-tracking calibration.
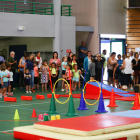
[8,81,10,86]
[72,77,79,82]
[0,84,1,89]
[2,82,8,88]
[114,74,118,79]
[62,70,66,75]
[108,69,113,78]
[34,77,39,84]
[134,70,139,77]
[25,79,30,86]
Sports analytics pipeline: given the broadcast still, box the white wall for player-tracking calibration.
[60,16,76,57]
[99,0,126,34]
[0,13,55,37]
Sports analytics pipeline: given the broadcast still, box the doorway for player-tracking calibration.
[100,38,125,82]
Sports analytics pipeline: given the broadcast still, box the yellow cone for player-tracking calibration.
[13,109,20,120]
[132,94,140,104]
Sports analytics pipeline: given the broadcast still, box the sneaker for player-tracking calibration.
[10,93,13,96]
[0,94,2,98]
[61,89,65,92]
[26,91,29,94]
[29,91,32,94]
[6,92,8,95]
[32,89,35,93]
[130,87,133,90]
[4,95,7,97]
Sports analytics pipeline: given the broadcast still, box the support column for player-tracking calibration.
[53,0,61,58]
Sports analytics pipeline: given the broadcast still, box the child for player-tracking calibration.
[113,63,118,88]
[72,64,81,91]
[0,65,9,97]
[61,56,67,91]
[5,64,13,96]
[24,68,32,94]
[65,64,73,94]
[94,54,105,82]
[89,57,95,81]
[40,60,49,92]
[34,61,39,91]
[0,65,2,98]
[50,63,58,91]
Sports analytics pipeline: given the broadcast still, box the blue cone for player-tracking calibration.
[77,90,89,110]
[95,91,108,113]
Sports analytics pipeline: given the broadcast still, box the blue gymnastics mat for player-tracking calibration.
[89,82,135,97]
[108,110,140,118]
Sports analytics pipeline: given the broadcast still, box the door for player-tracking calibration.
[9,45,27,83]
[110,41,124,57]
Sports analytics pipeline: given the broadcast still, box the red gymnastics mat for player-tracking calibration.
[14,114,140,140]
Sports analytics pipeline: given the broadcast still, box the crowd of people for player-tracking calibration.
[0,41,139,98]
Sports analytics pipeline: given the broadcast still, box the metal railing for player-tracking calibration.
[0,0,53,15]
[61,5,72,16]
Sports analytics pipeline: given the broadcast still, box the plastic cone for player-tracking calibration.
[66,95,78,116]
[77,91,89,110]
[31,109,37,117]
[48,93,59,114]
[107,89,118,107]
[131,93,140,110]
[95,91,108,113]
[132,94,140,104]
[13,109,20,120]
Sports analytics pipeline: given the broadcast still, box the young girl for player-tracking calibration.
[65,64,73,94]
[61,56,67,91]
[34,61,39,91]
[40,60,49,92]
[89,57,95,81]
[72,64,81,91]
[24,68,32,94]
[50,63,58,91]
[0,65,9,97]
[5,64,13,96]
[113,63,118,88]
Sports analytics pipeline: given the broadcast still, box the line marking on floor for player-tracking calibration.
[0,130,13,133]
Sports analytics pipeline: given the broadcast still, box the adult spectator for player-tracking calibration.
[132,52,140,86]
[35,51,42,70]
[79,41,88,65]
[83,51,92,82]
[129,51,134,61]
[117,54,123,86]
[19,52,29,91]
[0,55,5,65]
[68,52,73,63]
[108,52,117,86]
[121,55,133,89]
[8,51,17,83]
[101,50,107,75]
[49,52,61,89]
[24,54,35,93]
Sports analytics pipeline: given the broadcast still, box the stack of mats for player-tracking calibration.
[14,114,140,140]
[60,82,135,101]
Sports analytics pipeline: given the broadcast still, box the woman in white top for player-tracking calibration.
[108,52,118,86]
[35,51,42,69]
[121,55,133,89]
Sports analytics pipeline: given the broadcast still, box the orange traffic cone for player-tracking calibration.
[107,89,118,107]
[131,93,140,110]
[31,109,37,117]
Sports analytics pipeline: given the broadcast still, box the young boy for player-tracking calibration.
[24,68,32,94]
[0,65,9,97]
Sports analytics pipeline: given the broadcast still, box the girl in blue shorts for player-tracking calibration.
[72,64,81,91]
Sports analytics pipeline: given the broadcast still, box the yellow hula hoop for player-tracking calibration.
[83,80,101,105]
[53,78,71,104]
